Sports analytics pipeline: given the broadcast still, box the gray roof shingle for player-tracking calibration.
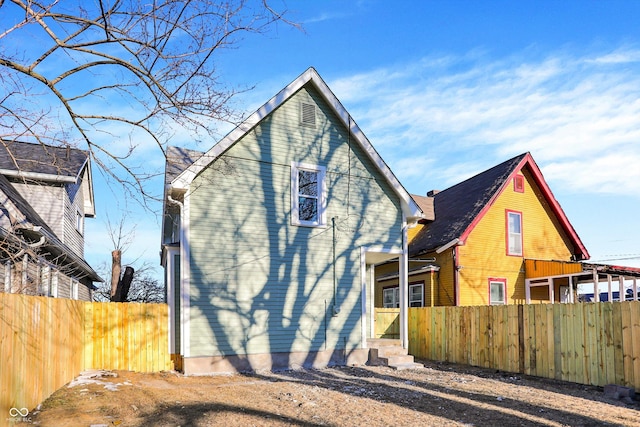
[0,140,89,179]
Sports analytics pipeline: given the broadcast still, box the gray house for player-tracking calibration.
[0,140,101,300]
[162,68,423,374]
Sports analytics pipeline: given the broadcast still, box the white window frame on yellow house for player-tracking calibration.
[489,278,507,305]
[506,210,523,256]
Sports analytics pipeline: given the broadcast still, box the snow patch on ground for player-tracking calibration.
[68,370,132,391]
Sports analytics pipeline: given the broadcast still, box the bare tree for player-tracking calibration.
[0,0,297,205]
[94,260,164,303]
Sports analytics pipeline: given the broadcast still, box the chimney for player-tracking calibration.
[427,190,440,197]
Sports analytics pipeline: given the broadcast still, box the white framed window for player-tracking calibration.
[506,210,523,256]
[409,283,424,307]
[75,208,84,234]
[291,162,326,227]
[489,278,506,305]
[383,287,399,308]
[71,279,79,300]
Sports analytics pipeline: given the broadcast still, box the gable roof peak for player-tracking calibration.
[169,67,423,221]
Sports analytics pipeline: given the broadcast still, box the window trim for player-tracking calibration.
[75,207,84,235]
[291,162,327,227]
[513,174,525,193]
[409,282,424,307]
[505,209,523,256]
[383,286,399,308]
[489,278,507,305]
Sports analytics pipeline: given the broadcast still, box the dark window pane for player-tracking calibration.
[299,196,317,221]
[299,170,318,196]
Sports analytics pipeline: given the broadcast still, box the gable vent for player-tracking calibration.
[300,102,316,128]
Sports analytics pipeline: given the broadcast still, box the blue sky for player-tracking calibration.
[80,0,640,277]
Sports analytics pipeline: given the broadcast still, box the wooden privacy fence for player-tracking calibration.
[0,293,171,426]
[374,307,400,339]
[406,302,640,390]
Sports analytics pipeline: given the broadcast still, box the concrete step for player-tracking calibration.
[368,339,423,369]
[370,346,408,361]
[390,362,425,371]
[367,338,401,347]
[378,354,416,366]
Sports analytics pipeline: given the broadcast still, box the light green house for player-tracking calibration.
[161,68,423,374]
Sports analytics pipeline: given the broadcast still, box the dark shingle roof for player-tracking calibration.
[165,146,203,186]
[409,153,528,256]
[0,140,89,179]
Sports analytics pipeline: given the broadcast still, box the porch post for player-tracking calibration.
[619,276,626,301]
[593,269,599,302]
[399,217,409,349]
[525,279,531,304]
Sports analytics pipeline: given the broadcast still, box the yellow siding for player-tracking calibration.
[373,260,440,307]
[407,223,424,242]
[458,170,574,305]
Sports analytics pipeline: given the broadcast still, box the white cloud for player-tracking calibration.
[329,47,640,197]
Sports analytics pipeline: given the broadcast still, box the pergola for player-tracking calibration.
[525,260,640,304]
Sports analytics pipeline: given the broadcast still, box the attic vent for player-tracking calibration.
[300,102,316,128]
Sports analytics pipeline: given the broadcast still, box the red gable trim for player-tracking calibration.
[458,153,590,260]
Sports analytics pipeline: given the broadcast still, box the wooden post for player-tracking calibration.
[111,250,121,301]
[593,269,599,302]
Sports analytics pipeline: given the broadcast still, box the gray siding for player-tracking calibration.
[11,179,85,257]
[187,85,403,358]
[13,182,65,238]
[63,180,85,257]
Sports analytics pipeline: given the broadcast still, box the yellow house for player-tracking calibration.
[375,152,590,307]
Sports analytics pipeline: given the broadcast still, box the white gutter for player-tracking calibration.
[436,238,461,254]
[0,169,78,184]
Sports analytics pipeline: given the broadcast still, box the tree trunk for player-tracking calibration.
[111,250,121,301]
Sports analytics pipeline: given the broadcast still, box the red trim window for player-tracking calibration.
[514,174,525,193]
[506,210,523,256]
[489,278,507,305]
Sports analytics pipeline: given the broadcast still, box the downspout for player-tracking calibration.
[332,217,340,316]
[167,194,183,357]
[453,246,460,306]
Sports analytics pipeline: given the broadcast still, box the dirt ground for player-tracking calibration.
[19,360,640,427]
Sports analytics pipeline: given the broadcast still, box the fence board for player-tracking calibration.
[407,302,640,391]
[0,293,171,427]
